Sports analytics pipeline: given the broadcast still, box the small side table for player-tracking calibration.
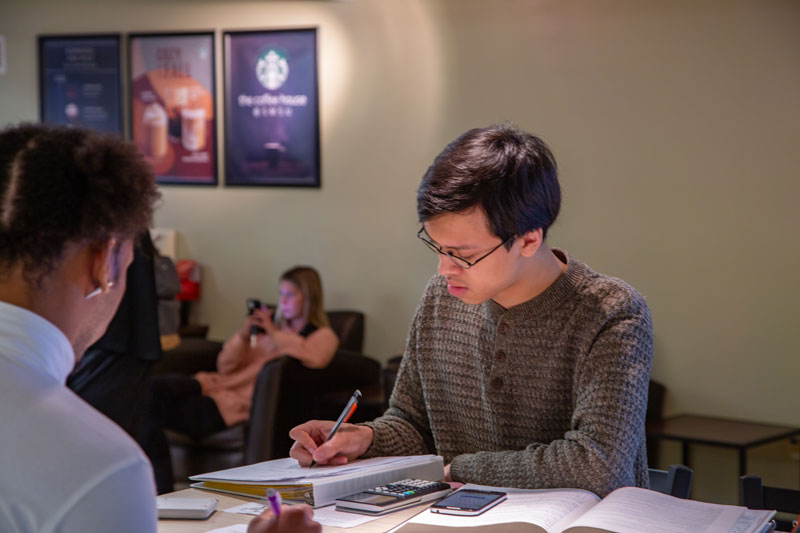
[646,414,800,477]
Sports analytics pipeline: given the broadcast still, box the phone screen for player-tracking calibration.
[430,489,506,514]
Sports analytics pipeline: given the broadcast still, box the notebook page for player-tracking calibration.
[393,487,599,532]
[564,487,745,533]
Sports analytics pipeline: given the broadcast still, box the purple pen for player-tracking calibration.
[266,488,282,516]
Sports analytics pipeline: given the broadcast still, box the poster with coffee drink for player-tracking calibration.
[129,32,216,185]
[38,34,123,134]
[224,29,320,187]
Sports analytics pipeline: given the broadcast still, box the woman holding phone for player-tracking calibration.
[139,265,338,494]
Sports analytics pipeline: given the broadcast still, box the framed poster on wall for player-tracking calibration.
[224,28,320,187]
[129,32,217,185]
[38,34,123,134]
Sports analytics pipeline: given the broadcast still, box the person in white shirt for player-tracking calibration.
[0,124,322,533]
[0,124,160,532]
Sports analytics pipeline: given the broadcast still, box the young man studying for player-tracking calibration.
[290,124,655,497]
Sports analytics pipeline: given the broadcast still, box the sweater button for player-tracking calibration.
[491,377,503,389]
[495,350,506,362]
[498,322,508,335]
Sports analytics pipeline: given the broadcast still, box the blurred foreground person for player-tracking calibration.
[0,124,160,532]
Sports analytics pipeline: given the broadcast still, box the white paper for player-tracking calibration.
[313,505,383,527]
[223,501,381,528]
[729,509,775,533]
[224,502,269,516]
[565,487,745,533]
[395,484,599,532]
[193,455,431,483]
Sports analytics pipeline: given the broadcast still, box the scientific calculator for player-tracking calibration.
[335,479,453,515]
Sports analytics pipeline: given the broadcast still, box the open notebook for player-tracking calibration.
[392,484,775,533]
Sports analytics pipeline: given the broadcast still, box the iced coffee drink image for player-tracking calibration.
[142,103,168,159]
[181,108,206,151]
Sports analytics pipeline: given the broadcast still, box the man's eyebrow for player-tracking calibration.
[447,244,479,252]
[431,239,478,252]
[422,229,479,252]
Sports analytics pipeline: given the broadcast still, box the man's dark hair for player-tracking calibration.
[0,124,160,282]
[417,123,561,244]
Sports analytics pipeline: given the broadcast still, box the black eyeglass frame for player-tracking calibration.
[416,227,512,270]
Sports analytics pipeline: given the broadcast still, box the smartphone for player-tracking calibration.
[246,298,266,337]
[429,489,507,516]
[246,298,263,315]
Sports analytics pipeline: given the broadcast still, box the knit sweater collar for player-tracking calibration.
[483,248,585,323]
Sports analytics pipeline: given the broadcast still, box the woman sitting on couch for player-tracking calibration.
[140,265,338,494]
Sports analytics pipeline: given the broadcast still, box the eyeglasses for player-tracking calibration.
[417,227,512,270]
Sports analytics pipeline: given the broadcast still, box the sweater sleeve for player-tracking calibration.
[361,310,436,458]
[449,294,654,497]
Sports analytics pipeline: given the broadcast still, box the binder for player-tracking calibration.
[189,455,444,508]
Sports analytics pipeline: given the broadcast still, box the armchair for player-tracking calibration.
[245,349,381,463]
[164,309,382,487]
[326,310,364,353]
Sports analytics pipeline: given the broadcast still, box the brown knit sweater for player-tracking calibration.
[363,249,654,497]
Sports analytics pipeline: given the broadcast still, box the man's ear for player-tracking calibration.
[88,238,119,295]
[518,228,543,258]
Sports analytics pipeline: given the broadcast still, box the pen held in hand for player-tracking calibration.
[266,488,282,516]
[309,389,362,468]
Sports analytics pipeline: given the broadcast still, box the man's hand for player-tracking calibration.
[247,504,320,533]
[289,420,374,466]
[443,464,464,489]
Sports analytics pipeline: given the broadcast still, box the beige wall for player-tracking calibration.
[1,0,798,437]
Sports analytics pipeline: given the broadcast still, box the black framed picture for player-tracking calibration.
[38,34,123,134]
[223,28,320,187]
[128,31,217,186]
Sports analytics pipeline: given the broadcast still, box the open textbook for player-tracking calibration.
[190,455,444,508]
[392,484,775,533]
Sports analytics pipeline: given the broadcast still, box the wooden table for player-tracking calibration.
[158,488,430,533]
[646,414,800,477]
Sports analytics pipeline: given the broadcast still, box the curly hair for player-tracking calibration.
[417,123,561,244]
[0,123,160,283]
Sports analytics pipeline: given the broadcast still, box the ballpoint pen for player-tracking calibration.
[309,389,361,468]
[266,488,282,516]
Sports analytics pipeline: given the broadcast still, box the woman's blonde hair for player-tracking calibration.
[274,266,329,329]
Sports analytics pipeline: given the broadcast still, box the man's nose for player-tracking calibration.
[437,254,462,276]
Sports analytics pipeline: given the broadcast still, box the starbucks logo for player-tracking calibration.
[255,48,289,91]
